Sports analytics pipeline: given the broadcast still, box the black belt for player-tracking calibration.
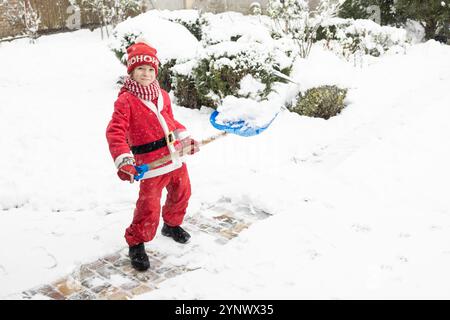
[131,137,167,155]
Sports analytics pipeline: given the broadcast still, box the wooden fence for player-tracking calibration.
[0,0,288,40]
[1,0,113,40]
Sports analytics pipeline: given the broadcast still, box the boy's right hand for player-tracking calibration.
[116,156,138,183]
[117,164,138,183]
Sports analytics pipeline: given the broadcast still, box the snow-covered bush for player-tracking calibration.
[170,40,293,109]
[267,0,345,58]
[109,11,201,64]
[339,1,449,41]
[395,0,450,41]
[200,12,278,46]
[126,9,206,41]
[0,0,41,43]
[249,2,262,16]
[291,85,347,119]
[111,31,142,64]
[171,73,214,109]
[338,0,398,25]
[164,11,205,41]
[157,58,177,92]
[317,17,412,63]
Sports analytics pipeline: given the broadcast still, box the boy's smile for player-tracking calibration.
[132,65,156,86]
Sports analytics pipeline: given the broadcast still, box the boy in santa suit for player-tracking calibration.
[106,40,199,271]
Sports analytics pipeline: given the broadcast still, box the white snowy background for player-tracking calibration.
[0,11,450,299]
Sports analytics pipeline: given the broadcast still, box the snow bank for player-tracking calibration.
[110,11,201,64]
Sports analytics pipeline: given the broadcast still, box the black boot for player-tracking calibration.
[161,223,191,244]
[128,243,150,271]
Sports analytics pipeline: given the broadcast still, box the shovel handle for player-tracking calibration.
[200,131,228,146]
[133,131,228,181]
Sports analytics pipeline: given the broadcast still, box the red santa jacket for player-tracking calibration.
[106,89,188,177]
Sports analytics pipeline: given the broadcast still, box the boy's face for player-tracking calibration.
[131,65,156,86]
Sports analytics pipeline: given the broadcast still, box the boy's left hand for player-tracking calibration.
[177,137,200,156]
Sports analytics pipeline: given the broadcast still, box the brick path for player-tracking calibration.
[20,199,270,300]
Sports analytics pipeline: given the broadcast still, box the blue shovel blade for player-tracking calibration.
[209,111,277,137]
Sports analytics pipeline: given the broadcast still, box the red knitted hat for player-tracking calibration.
[126,40,159,75]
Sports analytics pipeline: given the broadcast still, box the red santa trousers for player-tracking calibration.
[125,163,191,246]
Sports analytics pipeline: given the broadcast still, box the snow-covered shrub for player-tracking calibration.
[157,58,177,92]
[145,9,206,41]
[291,85,347,119]
[0,0,41,43]
[317,18,412,62]
[162,11,206,41]
[395,0,450,41]
[171,17,204,41]
[127,9,206,41]
[171,41,293,109]
[339,1,449,41]
[172,73,216,109]
[338,0,398,25]
[267,0,345,58]
[109,12,201,65]
[249,2,263,16]
[111,31,142,64]
[200,11,275,46]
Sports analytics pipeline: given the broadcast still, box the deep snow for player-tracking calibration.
[0,22,450,299]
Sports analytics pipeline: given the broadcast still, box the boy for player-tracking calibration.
[106,40,199,271]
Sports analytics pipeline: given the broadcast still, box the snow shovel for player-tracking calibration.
[132,109,279,181]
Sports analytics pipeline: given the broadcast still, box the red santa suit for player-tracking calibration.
[106,51,192,246]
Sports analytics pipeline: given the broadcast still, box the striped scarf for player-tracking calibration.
[121,76,160,101]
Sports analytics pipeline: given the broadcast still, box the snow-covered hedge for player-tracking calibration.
[171,39,293,109]
[317,18,412,62]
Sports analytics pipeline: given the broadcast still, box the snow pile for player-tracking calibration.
[215,95,281,130]
[201,11,273,45]
[238,74,266,99]
[290,45,357,91]
[109,11,201,64]
[147,9,201,25]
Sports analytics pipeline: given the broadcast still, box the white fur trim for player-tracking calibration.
[141,160,182,179]
[114,153,134,169]
[137,93,185,179]
[140,94,177,154]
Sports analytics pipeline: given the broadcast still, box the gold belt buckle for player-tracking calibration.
[166,131,175,146]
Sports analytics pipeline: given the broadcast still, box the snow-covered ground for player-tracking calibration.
[1,22,450,299]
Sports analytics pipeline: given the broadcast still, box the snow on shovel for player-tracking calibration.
[133,96,281,181]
